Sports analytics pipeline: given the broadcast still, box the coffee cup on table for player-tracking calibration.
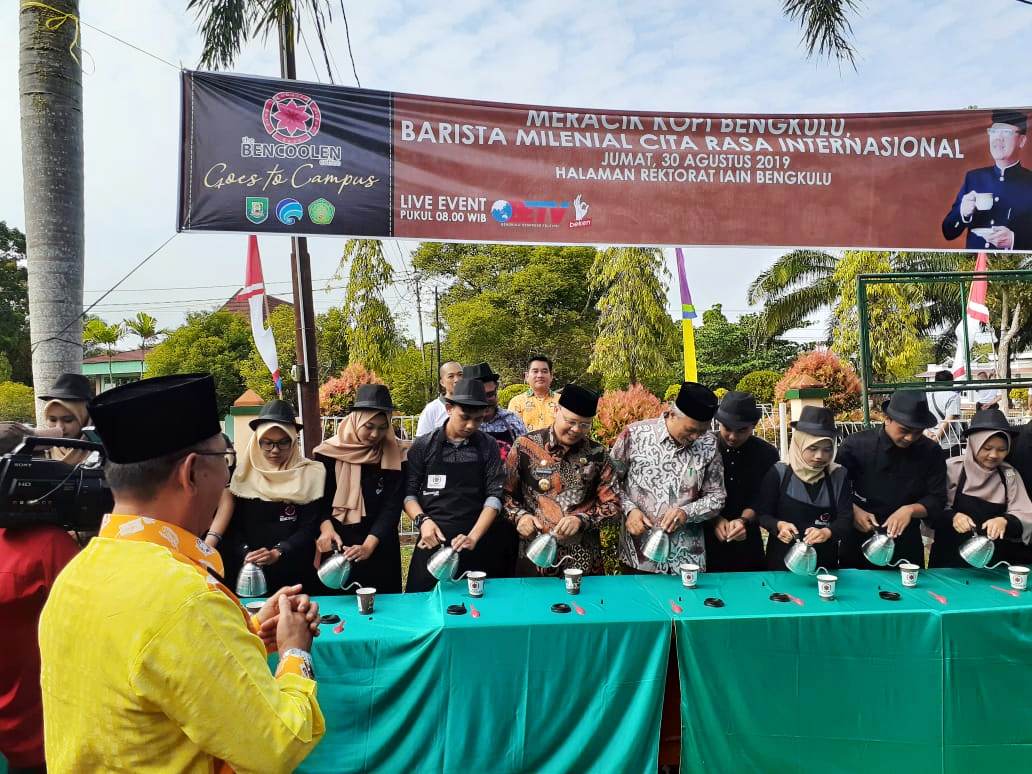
[817,573,837,600]
[563,567,583,595]
[466,570,486,598]
[900,562,919,588]
[679,562,700,588]
[356,587,376,614]
[975,192,995,211]
[1009,565,1029,592]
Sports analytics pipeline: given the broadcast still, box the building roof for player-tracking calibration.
[221,288,293,318]
[83,348,148,364]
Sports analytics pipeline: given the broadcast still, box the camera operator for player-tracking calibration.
[37,374,95,466]
[0,423,80,774]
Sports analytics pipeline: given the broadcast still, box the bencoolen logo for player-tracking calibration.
[262,91,322,145]
[245,197,269,224]
[308,198,336,225]
[276,199,304,225]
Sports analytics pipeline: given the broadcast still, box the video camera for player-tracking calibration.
[0,436,112,531]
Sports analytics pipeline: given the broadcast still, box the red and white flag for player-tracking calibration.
[952,252,990,379]
[241,235,282,396]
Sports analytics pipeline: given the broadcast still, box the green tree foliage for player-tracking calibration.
[735,370,783,405]
[337,240,399,374]
[122,311,166,356]
[83,319,125,379]
[146,310,253,416]
[695,304,799,390]
[0,222,30,384]
[0,381,35,421]
[238,304,298,401]
[589,247,677,390]
[316,306,349,382]
[412,243,600,387]
[0,353,11,383]
[381,343,433,415]
[497,383,526,409]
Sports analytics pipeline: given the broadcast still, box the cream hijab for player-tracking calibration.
[947,430,1032,544]
[313,410,407,524]
[230,422,325,504]
[788,429,840,485]
[43,399,92,466]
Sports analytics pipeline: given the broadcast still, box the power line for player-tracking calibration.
[79,19,180,70]
[339,1,362,87]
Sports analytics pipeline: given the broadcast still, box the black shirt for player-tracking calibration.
[318,456,405,543]
[404,425,505,510]
[1008,422,1032,500]
[720,435,780,518]
[835,428,947,521]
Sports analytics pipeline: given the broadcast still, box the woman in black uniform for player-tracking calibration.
[215,400,326,595]
[929,408,1032,567]
[757,407,852,571]
[313,384,406,594]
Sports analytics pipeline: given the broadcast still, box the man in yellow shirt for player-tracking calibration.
[39,374,325,772]
[506,354,560,432]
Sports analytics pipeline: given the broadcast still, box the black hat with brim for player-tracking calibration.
[715,390,762,430]
[89,374,222,464]
[558,383,600,418]
[38,372,94,403]
[963,406,1018,438]
[462,362,501,383]
[445,378,489,408]
[352,383,395,414]
[675,382,718,422]
[249,399,304,431]
[790,405,840,438]
[881,390,938,430]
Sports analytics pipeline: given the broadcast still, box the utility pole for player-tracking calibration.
[278,12,321,454]
[433,286,442,375]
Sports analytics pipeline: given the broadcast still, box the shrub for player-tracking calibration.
[498,382,527,409]
[319,363,382,416]
[1010,388,1029,406]
[714,387,728,400]
[0,381,35,422]
[775,351,862,414]
[593,383,663,447]
[735,370,781,405]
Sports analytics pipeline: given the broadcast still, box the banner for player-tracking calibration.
[179,70,1032,251]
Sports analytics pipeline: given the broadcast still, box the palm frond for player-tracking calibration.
[188,0,252,70]
[754,275,838,338]
[746,249,837,305]
[782,0,862,68]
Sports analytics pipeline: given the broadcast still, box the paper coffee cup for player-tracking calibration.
[356,587,376,614]
[679,562,700,588]
[975,192,995,211]
[467,571,486,598]
[244,600,264,615]
[564,567,583,595]
[1009,565,1029,592]
[817,573,837,600]
[900,562,919,588]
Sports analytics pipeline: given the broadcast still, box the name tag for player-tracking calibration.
[427,474,447,490]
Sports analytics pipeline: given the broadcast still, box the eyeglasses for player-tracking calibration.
[192,449,237,473]
[259,438,294,451]
[988,127,1020,138]
[558,411,592,431]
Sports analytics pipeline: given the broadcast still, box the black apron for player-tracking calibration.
[929,469,1030,568]
[765,464,842,571]
[405,437,512,592]
[705,520,765,572]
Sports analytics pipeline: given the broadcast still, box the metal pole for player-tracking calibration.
[960,278,973,391]
[857,276,872,426]
[279,12,321,454]
[433,286,442,374]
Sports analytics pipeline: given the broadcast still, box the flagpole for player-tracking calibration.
[674,248,698,382]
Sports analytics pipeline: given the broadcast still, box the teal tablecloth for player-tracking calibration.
[265,569,1032,773]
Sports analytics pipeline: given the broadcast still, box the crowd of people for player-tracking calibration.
[3,359,1032,770]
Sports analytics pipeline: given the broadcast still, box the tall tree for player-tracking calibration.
[0,222,31,384]
[122,312,167,360]
[694,304,800,389]
[19,1,84,416]
[588,247,676,389]
[83,319,124,385]
[337,239,399,375]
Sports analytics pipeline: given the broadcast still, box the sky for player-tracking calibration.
[4,0,1032,349]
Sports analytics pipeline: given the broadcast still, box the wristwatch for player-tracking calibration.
[413,513,428,529]
[273,541,288,556]
[281,648,315,680]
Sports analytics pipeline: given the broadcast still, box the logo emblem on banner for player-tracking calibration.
[262,91,322,145]
[491,200,513,223]
[245,197,269,224]
[276,198,304,225]
[308,198,336,225]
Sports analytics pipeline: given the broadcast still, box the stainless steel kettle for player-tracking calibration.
[526,532,574,570]
[642,527,671,563]
[317,549,353,590]
[235,552,267,598]
[784,537,818,576]
[427,545,462,582]
[862,529,911,567]
[959,532,1009,570]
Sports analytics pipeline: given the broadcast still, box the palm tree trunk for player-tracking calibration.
[998,294,1022,412]
[19,1,84,422]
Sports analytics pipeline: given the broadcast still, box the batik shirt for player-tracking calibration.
[610,419,726,573]
[507,390,560,432]
[504,428,621,574]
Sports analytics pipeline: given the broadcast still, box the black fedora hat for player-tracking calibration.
[963,407,1017,438]
[715,391,762,430]
[462,362,500,383]
[881,391,937,430]
[445,378,489,408]
[790,405,839,438]
[249,399,303,431]
[39,373,94,403]
[352,384,395,414]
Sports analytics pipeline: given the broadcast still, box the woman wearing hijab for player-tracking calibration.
[756,406,853,571]
[928,408,1032,567]
[38,373,95,466]
[215,399,326,594]
[312,384,406,594]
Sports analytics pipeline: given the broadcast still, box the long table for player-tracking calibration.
[281,569,1032,773]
